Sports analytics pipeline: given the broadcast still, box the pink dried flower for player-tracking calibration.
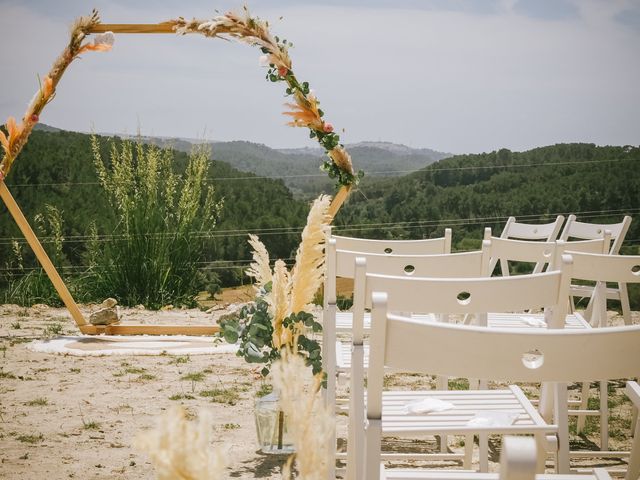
[323,122,334,133]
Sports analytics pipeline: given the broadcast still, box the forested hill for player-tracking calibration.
[337,144,640,251]
[0,129,309,283]
[127,135,449,198]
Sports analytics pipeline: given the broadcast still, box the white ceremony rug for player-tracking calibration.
[28,335,238,356]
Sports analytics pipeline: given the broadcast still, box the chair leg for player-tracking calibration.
[463,435,474,470]
[535,433,549,473]
[619,282,632,326]
[555,383,570,474]
[600,380,609,451]
[437,375,448,453]
[479,432,489,472]
[576,382,590,434]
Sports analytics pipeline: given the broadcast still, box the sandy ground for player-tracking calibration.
[0,301,637,480]
[0,302,287,480]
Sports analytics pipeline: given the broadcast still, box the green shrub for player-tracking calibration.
[85,136,222,309]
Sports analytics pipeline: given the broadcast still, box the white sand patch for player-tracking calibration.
[27,335,239,356]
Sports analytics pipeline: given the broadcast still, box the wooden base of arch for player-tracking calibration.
[1,180,219,336]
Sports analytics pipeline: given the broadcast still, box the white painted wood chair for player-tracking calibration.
[322,229,453,478]
[559,250,640,449]
[356,284,640,480]
[469,237,612,450]
[559,215,632,325]
[323,228,452,333]
[323,229,455,405]
[324,242,491,479]
[488,216,565,276]
[347,257,574,479]
[476,234,609,329]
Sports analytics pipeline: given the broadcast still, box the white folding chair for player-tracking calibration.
[488,216,565,276]
[322,229,453,478]
[559,215,632,324]
[347,257,574,479]
[357,288,640,480]
[476,235,609,329]
[324,242,491,478]
[323,229,454,400]
[471,237,611,450]
[562,251,640,450]
[324,228,452,333]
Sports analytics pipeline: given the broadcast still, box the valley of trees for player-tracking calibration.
[0,128,638,307]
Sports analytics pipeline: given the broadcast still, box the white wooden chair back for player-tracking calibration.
[488,216,565,275]
[559,215,633,324]
[331,228,452,256]
[501,215,565,241]
[363,293,640,480]
[324,228,453,306]
[323,230,467,429]
[360,256,572,328]
[560,250,640,327]
[486,236,608,277]
[560,215,631,255]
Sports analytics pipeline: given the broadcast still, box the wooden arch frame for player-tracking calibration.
[0,10,355,335]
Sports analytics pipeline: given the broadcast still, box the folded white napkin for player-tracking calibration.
[466,411,519,427]
[519,316,547,327]
[402,397,455,414]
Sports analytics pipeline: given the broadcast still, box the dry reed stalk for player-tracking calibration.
[245,194,332,351]
[271,259,291,349]
[0,10,113,177]
[272,351,335,480]
[134,406,226,480]
[246,233,273,291]
[288,194,332,316]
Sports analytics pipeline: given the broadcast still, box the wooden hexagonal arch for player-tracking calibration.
[0,9,357,335]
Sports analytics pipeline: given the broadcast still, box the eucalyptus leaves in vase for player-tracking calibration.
[219,194,331,452]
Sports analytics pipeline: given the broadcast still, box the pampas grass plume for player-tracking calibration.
[134,406,226,480]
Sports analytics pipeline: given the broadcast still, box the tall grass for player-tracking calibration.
[1,205,67,306]
[85,136,222,309]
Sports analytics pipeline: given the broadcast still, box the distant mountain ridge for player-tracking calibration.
[34,124,451,197]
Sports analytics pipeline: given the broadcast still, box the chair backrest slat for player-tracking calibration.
[331,228,452,256]
[373,304,640,383]
[568,251,640,284]
[488,237,608,276]
[335,244,490,280]
[560,215,631,254]
[365,269,566,317]
[500,215,565,241]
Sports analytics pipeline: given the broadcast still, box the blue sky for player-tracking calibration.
[0,0,639,154]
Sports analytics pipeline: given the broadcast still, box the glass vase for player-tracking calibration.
[254,391,295,454]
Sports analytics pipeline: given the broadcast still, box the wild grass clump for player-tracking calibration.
[85,135,222,309]
[0,207,68,307]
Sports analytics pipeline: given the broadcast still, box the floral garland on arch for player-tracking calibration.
[172,6,363,189]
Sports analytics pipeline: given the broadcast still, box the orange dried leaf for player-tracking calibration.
[78,43,112,54]
[0,130,9,153]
